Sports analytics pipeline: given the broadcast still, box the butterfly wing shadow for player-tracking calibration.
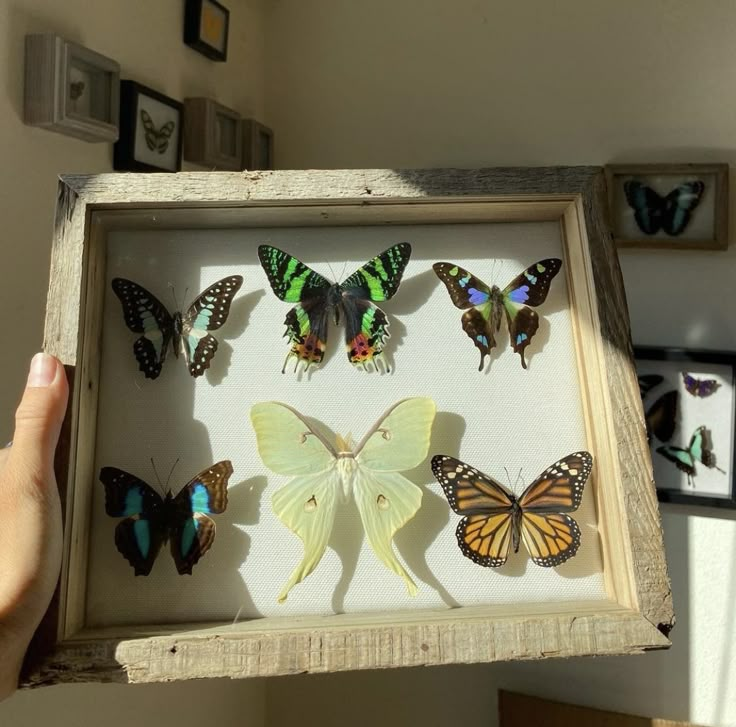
[205,289,265,385]
[393,410,468,607]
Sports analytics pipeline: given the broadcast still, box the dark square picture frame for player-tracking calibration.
[113,81,183,173]
[635,345,736,509]
[184,0,230,62]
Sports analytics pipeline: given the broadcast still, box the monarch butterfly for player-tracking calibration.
[432,451,593,567]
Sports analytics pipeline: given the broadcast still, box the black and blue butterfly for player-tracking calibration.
[657,426,725,487]
[624,180,704,236]
[433,259,562,370]
[258,243,411,373]
[637,374,677,444]
[100,461,232,575]
[111,275,243,379]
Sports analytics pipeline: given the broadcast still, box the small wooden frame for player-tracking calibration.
[184,0,230,62]
[24,34,120,143]
[635,346,736,509]
[30,168,672,687]
[605,163,729,250]
[183,97,242,170]
[113,81,183,173]
[241,118,274,170]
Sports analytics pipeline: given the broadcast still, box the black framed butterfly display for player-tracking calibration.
[113,81,184,172]
[635,346,736,509]
[100,461,232,575]
[111,275,243,379]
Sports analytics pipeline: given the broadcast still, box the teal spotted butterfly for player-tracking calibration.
[624,180,704,236]
[99,461,232,575]
[111,275,243,379]
[657,426,725,486]
[258,243,411,373]
[433,259,562,370]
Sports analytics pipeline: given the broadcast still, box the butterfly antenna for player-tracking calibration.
[503,466,513,489]
[169,284,179,313]
[166,458,180,487]
[150,457,166,497]
[338,260,348,283]
[326,260,338,282]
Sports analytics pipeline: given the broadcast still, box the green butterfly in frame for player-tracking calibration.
[258,243,411,373]
[657,426,725,486]
[250,397,436,602]
[433,258,562,370]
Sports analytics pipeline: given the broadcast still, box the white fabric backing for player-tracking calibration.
[85,221,607,627]
[637,358,734,498]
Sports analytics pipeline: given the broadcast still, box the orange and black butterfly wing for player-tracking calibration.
[431,454,515,567]
[517,451,593,567]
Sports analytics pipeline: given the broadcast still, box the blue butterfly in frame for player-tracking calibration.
[624,180,705,236]
[111,275,243,379]
[433,258,562,370]
[99,461,232,575]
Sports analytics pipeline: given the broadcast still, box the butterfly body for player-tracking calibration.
[624,180,704,236]
[111,275,243,378]
[251,398,436,601]
[258,243,411,372]
[432,451,593,568]
[433,258,562,370]
[100,461,232,575]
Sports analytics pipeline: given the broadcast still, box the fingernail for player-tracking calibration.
[27,352,57,388]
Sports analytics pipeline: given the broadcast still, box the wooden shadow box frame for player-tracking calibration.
[28,167,673,687]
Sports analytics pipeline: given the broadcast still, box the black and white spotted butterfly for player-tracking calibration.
[111,275,243,379]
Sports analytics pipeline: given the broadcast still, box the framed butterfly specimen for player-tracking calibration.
[606,163,728,250]
[42,168,673,684]
[433,258,562,370]
[251,397,435,601]
[111,275,243,379]
[636,345,736,509]
[432,451,593,568]
[114,81,183,172]
[258,243,411,373]
[100,460,232,575]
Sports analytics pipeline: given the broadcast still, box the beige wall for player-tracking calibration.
[263,2,736,726]
[0,0,267,724]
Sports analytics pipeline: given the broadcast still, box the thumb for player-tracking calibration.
[9,353,69,484]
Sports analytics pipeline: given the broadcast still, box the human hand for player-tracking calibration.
[0,353,68,701]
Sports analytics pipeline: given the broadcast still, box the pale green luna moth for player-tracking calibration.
[250,397,436,602]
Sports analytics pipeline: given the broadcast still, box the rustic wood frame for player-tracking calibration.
[635,345,736,510]
[183,97,242,170]
[241,118,274,170]
[24,34,120,143]
[605,163,729,250]
[28,167,673,687]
